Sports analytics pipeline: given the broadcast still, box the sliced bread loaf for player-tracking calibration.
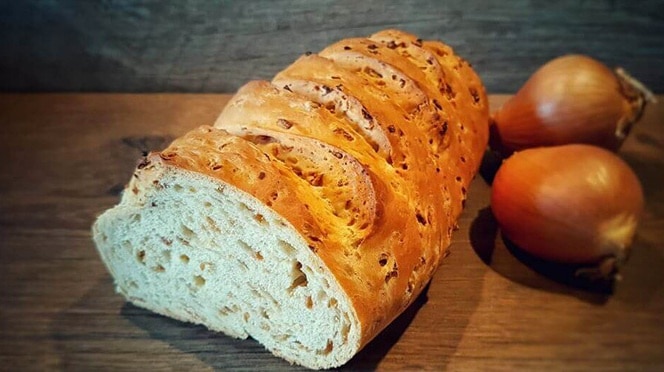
[93,29,489,369]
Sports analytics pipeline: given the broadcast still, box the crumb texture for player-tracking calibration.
[94,167,359,369]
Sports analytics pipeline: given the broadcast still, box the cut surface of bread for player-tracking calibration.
[94,131,361,368]
[93,29,489,370]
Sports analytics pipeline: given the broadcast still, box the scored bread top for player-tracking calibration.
[206,29,489,346]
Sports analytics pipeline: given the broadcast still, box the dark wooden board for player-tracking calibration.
[1,94,663,371]
[1,0,664,93]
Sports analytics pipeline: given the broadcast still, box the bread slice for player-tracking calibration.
[93,29,489,369]
[93,128,362,368]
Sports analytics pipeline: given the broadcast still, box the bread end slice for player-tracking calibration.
[92,157,361,369]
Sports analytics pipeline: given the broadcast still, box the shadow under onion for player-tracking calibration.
[469,207,612,304]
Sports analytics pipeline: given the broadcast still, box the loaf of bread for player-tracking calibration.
[92,29,489,369]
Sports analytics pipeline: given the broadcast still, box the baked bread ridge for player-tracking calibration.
[93,29,489,369]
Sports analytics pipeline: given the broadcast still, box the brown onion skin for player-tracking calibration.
[491,144,644,265]
[491,55,640,155]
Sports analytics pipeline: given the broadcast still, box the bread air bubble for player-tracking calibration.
[194,275,206,287]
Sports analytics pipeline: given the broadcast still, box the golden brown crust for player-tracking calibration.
[273,53,453,341]
[215,30,489,348]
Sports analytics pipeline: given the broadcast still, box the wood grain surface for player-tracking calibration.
[2,0,663,93]
[1,94,663,371]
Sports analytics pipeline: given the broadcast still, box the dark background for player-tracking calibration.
[2,0,663,94]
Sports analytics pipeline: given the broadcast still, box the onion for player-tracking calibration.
[490,144,644,279]
[491,55,656,155]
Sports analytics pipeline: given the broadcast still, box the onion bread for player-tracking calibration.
[92,29,489,369]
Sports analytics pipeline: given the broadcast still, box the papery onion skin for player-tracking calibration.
[490,144,644,266]
[491,55,650,155]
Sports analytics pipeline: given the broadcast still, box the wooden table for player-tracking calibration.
[1,94,663,371]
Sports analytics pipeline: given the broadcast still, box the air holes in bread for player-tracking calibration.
[278,240,297,256]
[316,289,327,302]
[328,298,338,308]
[181,224,195,238]
[219,304,239,317]
[180,254,190,264]
[288,261,308,293]
[320,340,334,355]
[121,240,131,252]
[194,275,206,287]
[238,240,255,257]
[233,258,249,271]
[206,217,221,232]
[153,264,165,273]
[137,250,146,264]
[305,296,313,309]
[341,323,351,343]
[239,202,253,213]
